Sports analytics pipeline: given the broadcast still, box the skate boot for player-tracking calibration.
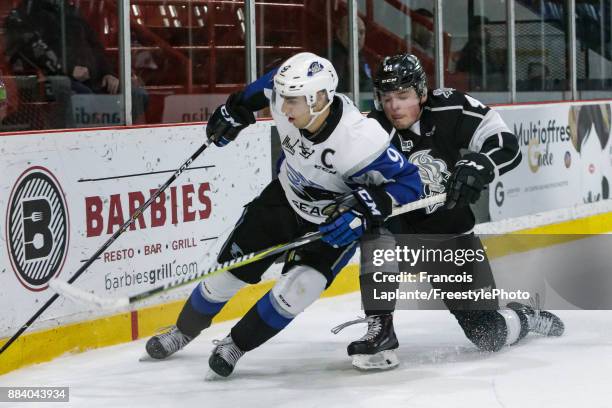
[206,335,246,379]
[332,314,399,370]
[507,302,564,337]
[145,326,193,360]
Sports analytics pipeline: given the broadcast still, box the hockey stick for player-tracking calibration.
[49,193,447,310]
[0,140,212,356]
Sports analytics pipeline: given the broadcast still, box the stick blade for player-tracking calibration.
[49,279,128,310]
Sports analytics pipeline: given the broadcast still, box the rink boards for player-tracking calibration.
[1,100,611,374]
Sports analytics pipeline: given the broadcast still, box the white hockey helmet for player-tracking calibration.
[272,52,338,127]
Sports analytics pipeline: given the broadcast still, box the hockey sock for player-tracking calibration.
[177,285,227,338]
[362,269,398,316]
[452,310,509,352]
[231,290,293,352]
[360,228,399,316]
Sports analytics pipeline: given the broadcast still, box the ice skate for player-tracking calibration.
[144,326,193,360]
[332,314,399,370]
[206,335,246,379]
[507,302,564,337]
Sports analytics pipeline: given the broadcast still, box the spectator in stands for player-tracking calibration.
[410,8,434,58]
[455,15,506,91]
[330,14,373,94]
[4,0,147,127]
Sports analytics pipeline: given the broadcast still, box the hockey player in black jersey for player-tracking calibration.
[143,52,422,378]
[335,54,564,370]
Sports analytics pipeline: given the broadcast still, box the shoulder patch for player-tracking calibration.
[433,88,456,98]
[427,88,466,108]
[464,94,487,109]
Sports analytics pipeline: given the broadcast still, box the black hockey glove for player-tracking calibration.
[319,186,392,248]
[352,186,392,227]
[446,152,495,209]
[206,91,256,147]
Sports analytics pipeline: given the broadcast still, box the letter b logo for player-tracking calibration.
[7,167,69,290]
[22,199,53,260]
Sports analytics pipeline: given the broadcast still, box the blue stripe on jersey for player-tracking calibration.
[243,68,277,100]
[189,285,226,315]
[275,150,285,175]
[256,291,293,330]
[349,146,422,205]
[331,242,358,276]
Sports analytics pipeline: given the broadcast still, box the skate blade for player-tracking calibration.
[352,350,399,371]
[139,351,169,362]
[138,352,156,362]
[205,369,227,381]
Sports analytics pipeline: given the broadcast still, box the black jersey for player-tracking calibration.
[368,88,521,234]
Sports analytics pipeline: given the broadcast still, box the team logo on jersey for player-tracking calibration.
[433,88,455,98]
[307,61,324,77]
[400,139,414,152]
[408,150,450,214]
[285,162,334,202]
[299,142,315,159]
[280,134,319,160]
[424,126,436,137]
[6,166,70,291]
[281,135,299,155]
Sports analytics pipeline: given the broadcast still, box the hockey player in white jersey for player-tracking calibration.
[334,54,565,370]
[144,52,422,378]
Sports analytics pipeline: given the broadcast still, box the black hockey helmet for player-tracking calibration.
[372,54,427,110]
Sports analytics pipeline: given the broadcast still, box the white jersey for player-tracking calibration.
[272,94,391,224]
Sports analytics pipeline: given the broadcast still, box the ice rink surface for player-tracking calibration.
[1,291,611,408]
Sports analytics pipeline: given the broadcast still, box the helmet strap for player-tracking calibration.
[304,96,333,130]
